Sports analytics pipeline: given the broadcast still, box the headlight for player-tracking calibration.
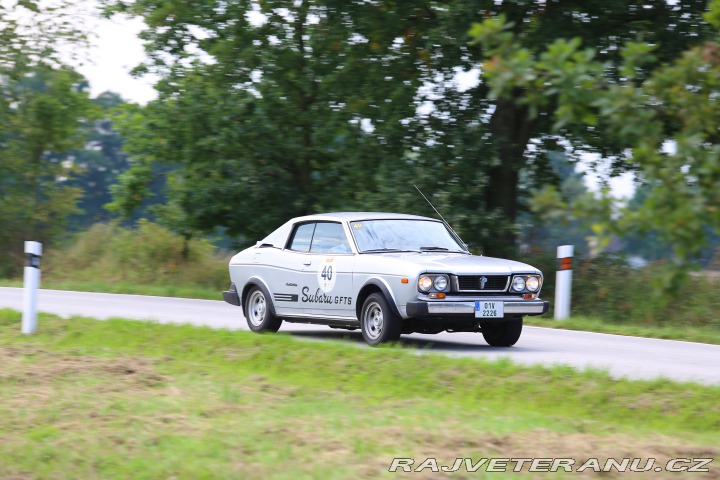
[418,275,433,292]
[512,276,526,292]
[433,275,448,291]
[526,276,540,292]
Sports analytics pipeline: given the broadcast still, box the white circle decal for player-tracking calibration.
[317,257,337,293]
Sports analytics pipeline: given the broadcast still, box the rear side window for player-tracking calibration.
[288,223,315,252]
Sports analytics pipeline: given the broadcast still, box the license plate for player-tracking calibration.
[475,301,504,318]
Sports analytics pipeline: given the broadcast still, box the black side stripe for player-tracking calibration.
[274,293,299,302]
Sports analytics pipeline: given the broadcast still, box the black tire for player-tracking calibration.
[360,293,402,346]
[244,286,282,333]
[481,317,523,347]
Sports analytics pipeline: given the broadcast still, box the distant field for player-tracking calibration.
[0,309,718,479]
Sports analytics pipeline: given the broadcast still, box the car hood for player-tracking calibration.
[361,252,541,275]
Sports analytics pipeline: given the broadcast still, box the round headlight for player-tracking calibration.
[418,275,433,292]
[526,276,540,292]
[512,276,526,292]
[433,275,448,291]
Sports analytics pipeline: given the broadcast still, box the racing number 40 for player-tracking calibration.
[321,265,333,281]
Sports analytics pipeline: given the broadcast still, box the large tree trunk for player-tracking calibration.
[484,94,533,258]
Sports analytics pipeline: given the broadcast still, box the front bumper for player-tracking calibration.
[406,299,549,317]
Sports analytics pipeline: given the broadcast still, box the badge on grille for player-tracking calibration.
[480,276,488,290]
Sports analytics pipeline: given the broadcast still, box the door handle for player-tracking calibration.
[303,262,312,266]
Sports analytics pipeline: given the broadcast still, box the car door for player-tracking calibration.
[268,222,316,317]
[301,221,356,319]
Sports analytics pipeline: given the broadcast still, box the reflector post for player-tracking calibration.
[554,245,573,320]
[22,241,42,334]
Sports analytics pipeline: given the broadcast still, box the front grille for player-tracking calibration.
[456,275,509,292]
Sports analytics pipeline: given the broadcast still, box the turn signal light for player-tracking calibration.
[401,278,409,284]
[523,293,536,300]
[428,292,446,299]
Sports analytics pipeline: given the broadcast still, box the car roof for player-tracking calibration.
[292,212,441,223]
[259,212,446,248]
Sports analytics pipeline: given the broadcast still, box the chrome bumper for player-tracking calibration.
[405,299,549,317]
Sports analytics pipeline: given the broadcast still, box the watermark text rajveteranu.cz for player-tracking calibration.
[388,457,714,473]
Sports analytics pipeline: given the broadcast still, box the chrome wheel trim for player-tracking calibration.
[247,290,267,327]
[363,301,383,340]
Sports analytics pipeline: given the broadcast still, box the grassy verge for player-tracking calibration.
[0,309,718,479]
[525,316,720,345]
[0,278,220,300]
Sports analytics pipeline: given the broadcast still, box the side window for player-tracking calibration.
[288,223,316,252]
[310,222,352,254]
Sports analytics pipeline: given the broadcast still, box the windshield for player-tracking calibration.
[351,219,466,253]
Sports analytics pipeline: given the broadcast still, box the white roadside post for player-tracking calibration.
[22,241,42,334]
[554,245,573,320]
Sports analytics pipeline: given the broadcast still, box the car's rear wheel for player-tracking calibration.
[481,317,523,347]
[360,293,401,346]
[244,286,282,333]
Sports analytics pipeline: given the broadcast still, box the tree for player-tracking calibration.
[407,0,713,256]
[104,0,443,245]
[58,91,133,229]
[0,1,97,275]
[472,2,720,288]
[104,0,713,255]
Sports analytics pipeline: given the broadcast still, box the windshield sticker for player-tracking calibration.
[353,223,363,229]
[317,257,337,293]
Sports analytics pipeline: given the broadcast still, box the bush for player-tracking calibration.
[519,250,720,329]
[42,221,230,289]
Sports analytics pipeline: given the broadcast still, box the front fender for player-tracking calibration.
[357,278,403,318]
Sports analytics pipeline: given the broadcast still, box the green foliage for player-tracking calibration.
[43,222,229,289]
[0,67,99,276]
[472,7,720,290]
[60,91,134,229]
[100,1,714,257]
[509,249,720,334]
[0,1,99,275]
[103,0,435,246]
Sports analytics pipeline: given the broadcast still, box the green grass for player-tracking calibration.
[526,316,720,345]
[0,309,718,479]
[0,278,221,300]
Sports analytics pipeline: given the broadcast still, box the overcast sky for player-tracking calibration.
[72,6,157,104]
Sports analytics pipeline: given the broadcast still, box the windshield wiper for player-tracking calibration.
[420,246,469,254]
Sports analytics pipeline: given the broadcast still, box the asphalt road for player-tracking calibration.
[1,287,719,385]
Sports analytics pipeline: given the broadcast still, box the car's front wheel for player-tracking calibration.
[481,317,523,347]
[244,286,282,333]
[360,293,402,346]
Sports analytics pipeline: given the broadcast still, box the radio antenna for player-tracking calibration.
[414,185,468,251]
[414,185,449,225]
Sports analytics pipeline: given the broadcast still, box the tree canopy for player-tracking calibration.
[104,0,716,264]
[0,1,99,274]
[470,2,720,287]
